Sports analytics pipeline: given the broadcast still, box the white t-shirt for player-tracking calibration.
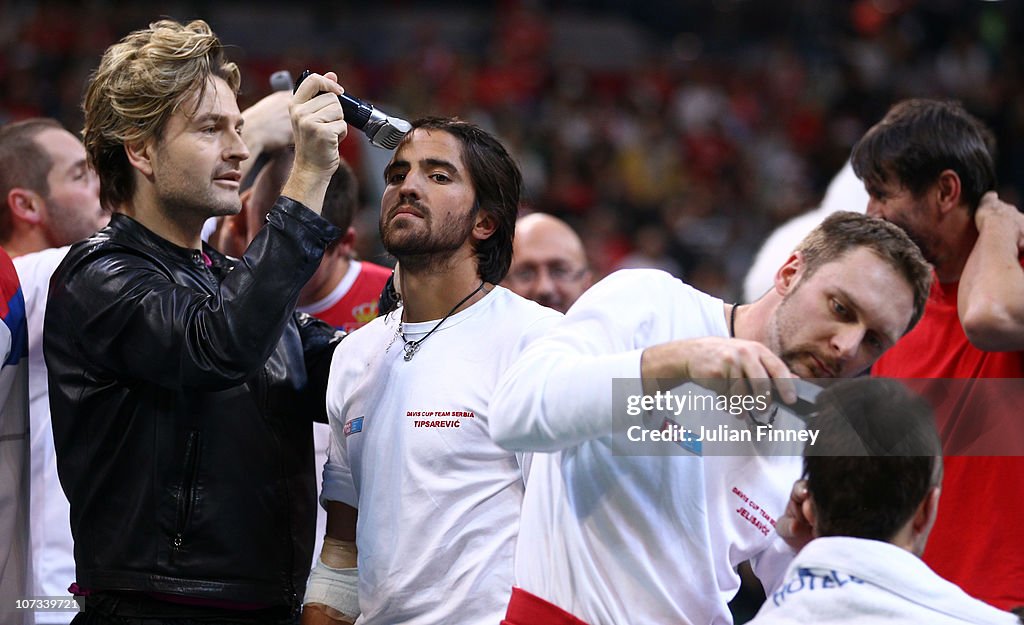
[490,269,802,625]
[14,246,76,625]
[297,259,361,569]
[749,537,1019,624]
[322,286,560,625]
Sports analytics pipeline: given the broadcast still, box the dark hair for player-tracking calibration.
[322,159,359,250]
[795,211,932,334]
[0,118,62,241]
[851,99,997,214]
[804,378,941,543]
[403,116,522,283]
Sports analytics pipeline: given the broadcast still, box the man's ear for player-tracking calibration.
[908,485,941,556]
[7,188,45,225]
[472,209,498,242]
[773,251,804,296]
[124,139,155,177]
[803,492,819,538]
[934,169,962,216]
[336,227,357,257]
[913,486,941,536]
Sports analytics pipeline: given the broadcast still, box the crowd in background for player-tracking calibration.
[2,0,1021,300]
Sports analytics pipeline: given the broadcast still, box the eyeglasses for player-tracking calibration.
[506,265,589,285]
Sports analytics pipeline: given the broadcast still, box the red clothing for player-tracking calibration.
[502,587,592,625]
[302,261,392,332]
[872,273,1024,610]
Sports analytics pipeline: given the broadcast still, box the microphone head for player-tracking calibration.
[364,113,412,150]
[293,69,411,150]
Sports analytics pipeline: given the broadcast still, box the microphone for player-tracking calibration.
[295,69,411,150]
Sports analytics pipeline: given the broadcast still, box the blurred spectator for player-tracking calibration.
[742,160,868,303]
[3,2,1020,308]
[503,212,592,313]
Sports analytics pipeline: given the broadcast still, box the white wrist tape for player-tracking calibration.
[304,559,359,619]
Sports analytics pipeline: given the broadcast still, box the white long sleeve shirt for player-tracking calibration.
[490,269,802,625]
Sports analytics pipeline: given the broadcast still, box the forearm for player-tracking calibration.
[303,501,359,625]
[490,348,643,452]
[959,200,1024,351]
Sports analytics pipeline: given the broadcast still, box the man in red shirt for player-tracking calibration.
[851,98,1024,611]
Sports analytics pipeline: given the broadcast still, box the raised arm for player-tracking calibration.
[959,191,1024,351]
[490,269,796,452]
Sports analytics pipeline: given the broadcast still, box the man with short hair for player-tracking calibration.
[45,19,348,624]
[0,119,106,258]
[490,211,932,625]
[0,117,108,624]
[304,117,559,625]
[749,377,1018,624]
[503,212,592,313]
[853,98,1024,610]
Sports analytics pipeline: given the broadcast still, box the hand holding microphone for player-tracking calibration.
[281,71,348,213]
[294,69,411,150]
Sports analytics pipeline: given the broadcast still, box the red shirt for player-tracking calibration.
[304,261,392,333]
[872,272,1024,610]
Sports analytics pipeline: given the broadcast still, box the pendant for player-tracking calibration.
[403,341,420,361]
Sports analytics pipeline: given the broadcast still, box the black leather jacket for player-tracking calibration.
[45,198,343,611]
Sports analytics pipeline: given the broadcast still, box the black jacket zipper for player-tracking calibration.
[171,430,201,555]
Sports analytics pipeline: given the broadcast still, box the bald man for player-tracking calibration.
[503,213,593,313]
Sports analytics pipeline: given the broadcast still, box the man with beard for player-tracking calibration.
[304,118,559,625]
[852,98,1024,611]
[489,211,932,625]
[44,19,348,624]
[503,212,593,313]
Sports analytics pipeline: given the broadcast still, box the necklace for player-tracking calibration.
[729,303,740,338]
[399,281,485,361]
[729,303,777,426]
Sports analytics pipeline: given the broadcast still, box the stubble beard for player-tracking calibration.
[887,215,938,266]
[768,289,837,379]
[381,207,477,274]
[157,183,241,234]
[44,197,108,246]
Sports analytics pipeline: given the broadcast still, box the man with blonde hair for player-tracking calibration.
[44,19,348,624]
